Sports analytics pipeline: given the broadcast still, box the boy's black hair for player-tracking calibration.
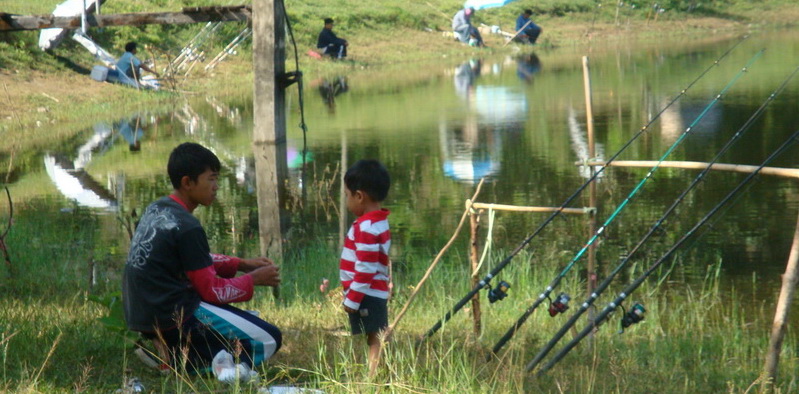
[524,9,533,15]
[344,159,390,202]
[324,17,334,25]
[167,142,221,189]
[125,42,137,52]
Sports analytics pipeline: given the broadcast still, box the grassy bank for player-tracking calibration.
[1,0,798,138]
[0,200,796,392]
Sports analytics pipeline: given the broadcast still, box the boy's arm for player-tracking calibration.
[211,254,276,278]
[186,265,254,304]
[210,253,241,278]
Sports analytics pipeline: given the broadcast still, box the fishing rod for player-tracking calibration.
[535,128,799,376]
[524,65,799,371]
[419,36,749,342]
[487,50,764,356]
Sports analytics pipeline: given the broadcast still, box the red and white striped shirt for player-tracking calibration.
[340,209,391,310]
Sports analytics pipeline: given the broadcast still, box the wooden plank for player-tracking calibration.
[469,201,592,215]
[582,160,799,179]
[0,6,251,31]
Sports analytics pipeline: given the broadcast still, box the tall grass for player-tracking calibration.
[0,199,796,392]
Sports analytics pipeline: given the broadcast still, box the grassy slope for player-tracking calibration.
[1,0,797,139]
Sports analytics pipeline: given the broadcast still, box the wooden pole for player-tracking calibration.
[339,130,348,249]
[583,56,599,332]
[762,207,799,387]
[468,202,590,215]
[469,209,482,337]
[581,160,799,179]
[252,0,287,283]
[0,6,252,31]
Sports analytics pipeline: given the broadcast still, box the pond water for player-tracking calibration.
[4,30,799,312]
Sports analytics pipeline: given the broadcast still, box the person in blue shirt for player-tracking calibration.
[516,9,542,44]
[317,18,348,59]
[113,42,159,87]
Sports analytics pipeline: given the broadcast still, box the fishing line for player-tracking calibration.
[419,36,750,342]
[524,65,799,371]
[535,128,799,376]
[487,50,764,357]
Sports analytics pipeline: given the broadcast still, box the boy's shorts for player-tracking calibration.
[348,295,388,335]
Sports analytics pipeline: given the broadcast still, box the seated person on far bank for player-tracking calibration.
[122,142,282,382]
[452,7,485,47]
[317,18,348,59]
[516,9,543,44]
[110,42,159,87]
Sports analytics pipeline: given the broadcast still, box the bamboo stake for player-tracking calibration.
[384,179,485,340]
[469,209,482,337]
[469,202,591,215]
[762,206,799,387]
[581,160,799,179]
[583,55,599,338]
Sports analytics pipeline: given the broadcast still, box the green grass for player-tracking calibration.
[0,199,796,392]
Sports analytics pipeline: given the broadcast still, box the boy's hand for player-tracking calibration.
[343,305,357,314]
[249,264,281,287]
[239,257,274,273]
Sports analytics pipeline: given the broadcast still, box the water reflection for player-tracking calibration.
[44,154,118,210]
[117,115,145,152]
[657,96,723,144]
[515,53,541,84]
[567,107,605,179]
[443,59,529,184]
[315,76,349,113]
[44,116,149,210]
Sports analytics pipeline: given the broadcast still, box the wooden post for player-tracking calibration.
[469,208,483,337]
[762,207,799,387]
[0,6,253,31]
[583,56,599,331]
[339,130,348,249]
[252,0,288,277]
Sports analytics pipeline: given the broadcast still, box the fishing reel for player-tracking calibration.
[619,302,646,333]
[548,292,571,317]
[487,281,511,303]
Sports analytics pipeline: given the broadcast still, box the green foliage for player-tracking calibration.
[87,291,136,342]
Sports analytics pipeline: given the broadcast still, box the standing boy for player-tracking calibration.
[340,159,391,376]
[123,142,282,381]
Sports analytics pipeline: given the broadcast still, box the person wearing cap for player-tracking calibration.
[317,18,348,59]
[452,7,484,47]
